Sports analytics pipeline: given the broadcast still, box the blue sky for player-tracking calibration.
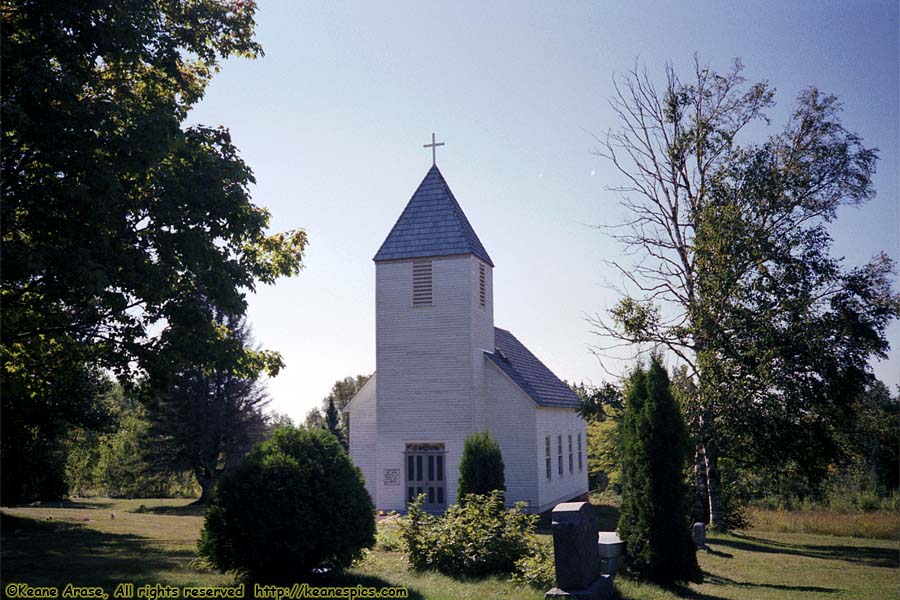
[189,0,899,421]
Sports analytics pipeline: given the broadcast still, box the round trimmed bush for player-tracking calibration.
[199,427,375,582]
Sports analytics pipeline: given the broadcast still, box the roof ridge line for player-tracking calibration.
[433,168,472,251]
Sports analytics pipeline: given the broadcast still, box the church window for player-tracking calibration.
[545,436,551,480]
[568,434,573,474]
[557,435,563,476]
[479,263,486,308]
[412,261,433,306]
[577,433,583,471]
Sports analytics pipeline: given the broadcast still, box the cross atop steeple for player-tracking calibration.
[423,132,445,166]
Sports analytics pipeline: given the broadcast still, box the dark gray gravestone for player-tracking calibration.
[545,502,613,600]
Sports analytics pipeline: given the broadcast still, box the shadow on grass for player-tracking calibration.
[716,532,899,569]
[702,547,733,558]
[703,573,837,593]
[132,504,206,517]
[612,581,727,600]
[3,513,424,600]
[1,513,201,589]
[16,499,116,510]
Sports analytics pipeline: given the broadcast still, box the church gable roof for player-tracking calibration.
[374,165,494,266]
[485,327,581,409]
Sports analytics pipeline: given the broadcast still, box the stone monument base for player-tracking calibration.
[544,574,613,600]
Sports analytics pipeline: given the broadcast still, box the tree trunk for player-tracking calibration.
[693,445,709,524]
[703,443,725,529]
[195,469,216,505]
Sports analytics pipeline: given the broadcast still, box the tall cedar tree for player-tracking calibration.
[1,0,305,503]
[618,357,701,584]
[457,430,506,499]
[324,397,343,446]
[591,57,898,527]
[145,315,269,503]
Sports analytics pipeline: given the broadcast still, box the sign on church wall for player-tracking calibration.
[383,468,400,485]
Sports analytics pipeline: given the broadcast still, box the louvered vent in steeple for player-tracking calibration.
[412,261,433,307]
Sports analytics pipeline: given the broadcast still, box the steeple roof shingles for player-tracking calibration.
[374,165,493,266]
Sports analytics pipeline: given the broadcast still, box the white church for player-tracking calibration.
[344,156,588,514]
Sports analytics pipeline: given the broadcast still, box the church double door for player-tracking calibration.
[405,443,446,512]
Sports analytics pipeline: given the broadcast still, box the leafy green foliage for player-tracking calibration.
[375,513,405,552]
[573,382,624,491]
[1,0,305,503]
[618,358,701,584]
[304,374,370,445]
[511,536,555,589]
[731,379,899,513]
[94,410,197,499]
[400,492,536,578]
[457,431,506,499]
[1,362,115,503]
[574,381,624,423]
[847,380,899,493]
[199,427,375,583]
[64,384,198,498]
[587,418,623,492]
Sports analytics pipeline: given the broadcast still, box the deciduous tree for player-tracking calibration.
[1,0,306,502]
[573,382,624,492]
[591,57,898,527]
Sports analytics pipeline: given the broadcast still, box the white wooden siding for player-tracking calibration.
[344,375,377,501]
[535,407,589,513]
[471,258,494,432]
[353,250,584,515]
[375,255,492,510]
[483,359,538,508]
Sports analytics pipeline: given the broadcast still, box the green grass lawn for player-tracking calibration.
[2,498,897,600]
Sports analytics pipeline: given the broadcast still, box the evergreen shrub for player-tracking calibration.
[199,427,375,582]
[618,357,702,584]
[457,430,505,499]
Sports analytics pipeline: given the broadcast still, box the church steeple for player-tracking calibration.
[373,166,493,266]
